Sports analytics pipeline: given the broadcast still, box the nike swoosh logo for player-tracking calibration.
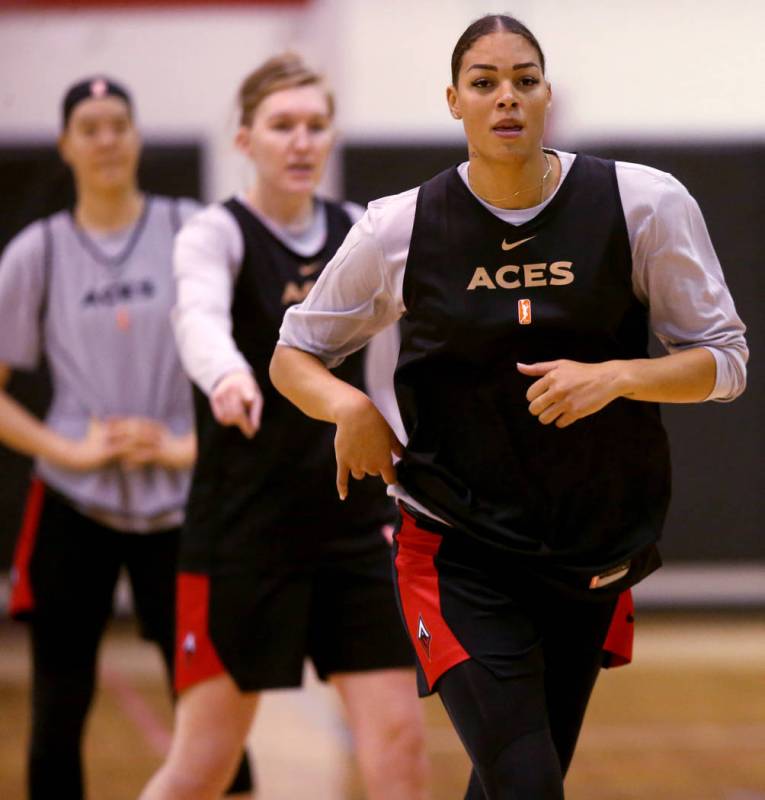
[501,235,536,251]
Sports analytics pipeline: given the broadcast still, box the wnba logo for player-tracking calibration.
[518,299,532,325]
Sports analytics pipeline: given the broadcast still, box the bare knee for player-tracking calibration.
[334,669,429,798]
[377,702,427,754]
[356,701,429,795]
[139,677,256,800]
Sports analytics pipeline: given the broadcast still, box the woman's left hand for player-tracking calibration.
[518,359,624,428]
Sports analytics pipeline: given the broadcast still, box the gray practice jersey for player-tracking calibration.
[0,195,199,531]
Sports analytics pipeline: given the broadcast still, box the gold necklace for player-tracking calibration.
[475,151,553,207]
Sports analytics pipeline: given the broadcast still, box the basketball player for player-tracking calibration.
[0,77,252,799]
[139,55,428,800]
[270,15,748,799]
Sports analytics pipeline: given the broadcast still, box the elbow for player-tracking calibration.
[706,343,748,402]
[728,344,748,400]
[723,362,747,402]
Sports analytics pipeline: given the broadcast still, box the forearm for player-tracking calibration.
[172,307,251,396]
[159,431,197,471]
[0,389,68,463]
[270,344,372,423]
[271,344,402,497]
[172,215,249,395]
[615,347,717,403]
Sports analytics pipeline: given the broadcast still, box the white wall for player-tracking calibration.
[522,0,765,143]
[0,3,339,198]
[337,0,765,143]
[1,0,763,199]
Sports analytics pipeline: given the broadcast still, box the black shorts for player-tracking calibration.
[176,529,414,693]
[10,479,178,651]
[392,506,635,696]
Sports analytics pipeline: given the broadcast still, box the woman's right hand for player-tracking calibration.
[333,393,403,500]
[210,370,264,438]
[49,418,122,472]
[268,345,402,499]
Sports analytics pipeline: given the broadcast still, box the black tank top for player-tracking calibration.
[395,155,671,571]
[181,198,394,573]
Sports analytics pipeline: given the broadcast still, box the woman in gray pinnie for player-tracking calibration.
[0,78,252,799]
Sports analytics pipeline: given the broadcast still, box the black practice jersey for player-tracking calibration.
[395,155,671,572]
[181,198,394,574]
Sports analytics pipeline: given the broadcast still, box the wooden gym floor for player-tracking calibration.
[1,612,764,799]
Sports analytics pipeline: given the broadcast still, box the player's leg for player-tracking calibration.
[435,587,616,794]
[392,505,565,799]
[440,586,618,796]
[20,489,122,799]
[123,527,180,678]
[140,566,312,799]
[437,660,563,800]
[332,668,429,800]
[540,594,618,775]
[139,674,258,800]
[312,529,428,799]
[463,768,485,799]
[125,533,254,797]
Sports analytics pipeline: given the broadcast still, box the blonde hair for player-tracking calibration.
[237,53,334,126]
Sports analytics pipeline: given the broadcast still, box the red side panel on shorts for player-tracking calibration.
[394,507,469,690]
[175,572,226,693]
[603,589,634,668]
[9,478,46,619]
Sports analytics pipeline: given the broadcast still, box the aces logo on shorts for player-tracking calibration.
[417,614,432,661]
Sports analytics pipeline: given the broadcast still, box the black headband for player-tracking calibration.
[61,77,133,128]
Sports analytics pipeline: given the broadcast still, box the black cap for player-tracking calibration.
[61,77,133,128]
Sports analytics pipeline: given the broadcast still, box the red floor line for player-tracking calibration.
[102,665,172,757]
